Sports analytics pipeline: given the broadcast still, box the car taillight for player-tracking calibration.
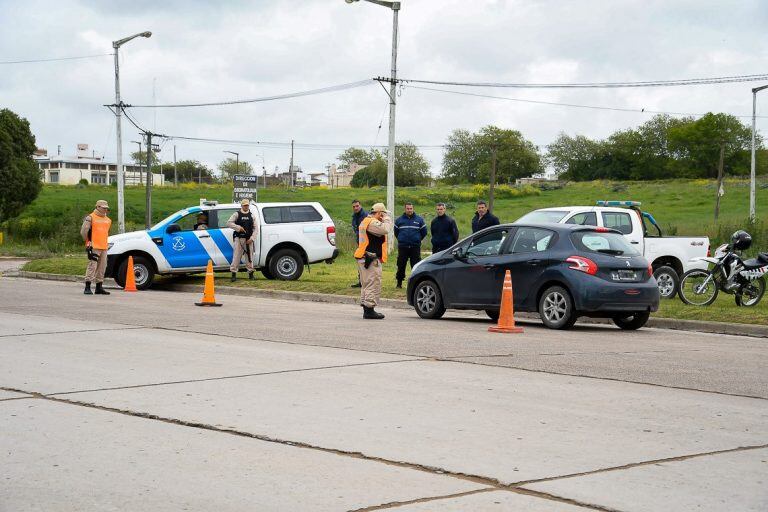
[566,256,598,275]
[647,263,653,277]
[594,227,609,232]
[326,226,336,246]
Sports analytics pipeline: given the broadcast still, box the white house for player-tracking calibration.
[34,144,165,186]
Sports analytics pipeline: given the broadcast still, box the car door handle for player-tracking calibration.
[199,235,211,239]
[631,241,640,244]
[527,259,543,265]
[483,264,495,269]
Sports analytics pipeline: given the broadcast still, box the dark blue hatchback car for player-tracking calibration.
[406,223,660,330]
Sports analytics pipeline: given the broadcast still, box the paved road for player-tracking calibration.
[1,277,766,511]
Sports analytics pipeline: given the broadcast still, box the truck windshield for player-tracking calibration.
[516,210,568,223]
[571,231,640,257]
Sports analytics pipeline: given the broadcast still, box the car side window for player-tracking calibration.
[466,229,509,257]
[175,212,201,232]
[602,212,632,234]
[565,212,597,226]
[216,209,240,228]
[508,228,554,254]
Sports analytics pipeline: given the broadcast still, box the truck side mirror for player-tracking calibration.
[452,246,466,259]
[166,223,181,234]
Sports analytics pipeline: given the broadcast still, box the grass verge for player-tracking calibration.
[22,256,768,325]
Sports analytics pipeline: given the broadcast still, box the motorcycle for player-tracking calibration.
[679,230,768,307]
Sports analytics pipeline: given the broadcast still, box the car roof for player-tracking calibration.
[474,221,624,235]
[532,206,633,214]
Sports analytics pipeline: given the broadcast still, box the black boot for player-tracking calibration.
[230,272,237,282]
[84,282,93,295]
[248,271,254,280]
[94,283,110,295]
[396,280,403,289]
[350,282,362,288]
[362,306,385,319]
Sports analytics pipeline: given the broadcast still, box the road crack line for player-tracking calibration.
[0,326,146,338]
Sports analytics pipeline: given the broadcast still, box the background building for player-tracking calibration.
[34,144,165,186]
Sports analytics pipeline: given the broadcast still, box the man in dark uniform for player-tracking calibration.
[471,200,500,233]
[350,199,367,288]
[394,202,427,288]
[227,199,258,282]
[430,202,459,253]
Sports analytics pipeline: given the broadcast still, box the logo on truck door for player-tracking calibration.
[172,236,186,251]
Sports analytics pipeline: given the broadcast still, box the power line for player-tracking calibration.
[0,53,113,64]
[125,80,374,108]
[399,73,768,89]
[408,85,768,119]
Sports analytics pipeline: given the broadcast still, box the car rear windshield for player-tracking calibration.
[516,210,568,223]
[570,231,640,256]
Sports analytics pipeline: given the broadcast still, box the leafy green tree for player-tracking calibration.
[337,147,381,170]
[546,133,603,180]
[350,142,431,187]
[218,158,254,182]
[160,159,215,183]
[0,109,41,222]
[441,125,542,183]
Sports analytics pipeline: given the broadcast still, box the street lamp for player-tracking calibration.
[113,30,152,234]
[750,85,768,223]
[345,0,400,244]
[224,150,240,175]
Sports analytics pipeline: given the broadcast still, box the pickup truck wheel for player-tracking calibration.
[261,267,275,280]
[269,249,304,281]
[653,266,679,299]
[116,256,155,290]
[485,309,499,322]
[612,311,650,330]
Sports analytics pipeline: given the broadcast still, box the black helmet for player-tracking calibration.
[731,230,752,251]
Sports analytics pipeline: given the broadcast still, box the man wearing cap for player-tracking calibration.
[227,198,258,281]
[80,199,112,295]
[353,202,393,319]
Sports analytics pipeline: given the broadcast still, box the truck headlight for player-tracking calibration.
[107,242,114,250]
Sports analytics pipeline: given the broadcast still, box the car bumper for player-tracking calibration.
[324,249,339,263]
[570,274,660,313]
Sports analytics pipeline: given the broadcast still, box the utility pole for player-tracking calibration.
[290,139,295,187]
[144,131,153,229]
[749,85,768,223]
[173,145,177,186]
[714,142,725,221]
[489,146,497,213]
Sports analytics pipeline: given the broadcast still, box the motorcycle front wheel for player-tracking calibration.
[679,269,719,306]
[735,277,766,307]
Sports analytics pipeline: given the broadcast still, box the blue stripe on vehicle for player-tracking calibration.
[158,232,208,269]
[209,229,235,264]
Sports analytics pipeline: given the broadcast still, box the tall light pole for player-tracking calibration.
[750,85,768,223]
[224,150,240,176]
[113,30,152,233]
[346,0,400,243]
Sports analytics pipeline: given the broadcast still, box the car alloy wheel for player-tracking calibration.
[538,285,576,330]
[543,291,567,322]
[413,280,445,319]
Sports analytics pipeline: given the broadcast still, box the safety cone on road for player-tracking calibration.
[195,260,222,307]
[488,270,523,334]
[123,255,137,292]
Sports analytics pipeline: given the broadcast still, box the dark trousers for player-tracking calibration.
[396,245,421,283]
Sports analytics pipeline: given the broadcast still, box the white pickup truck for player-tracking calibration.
[105,200,338,289]
[517,201,709,298]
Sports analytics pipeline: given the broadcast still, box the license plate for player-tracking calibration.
[612,270,638,281]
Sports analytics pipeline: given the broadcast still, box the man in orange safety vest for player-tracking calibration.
[354,202,393,319]
[80,199,112,295]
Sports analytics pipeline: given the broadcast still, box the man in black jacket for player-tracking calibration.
[430,203,459,253]
[350,199,367,288]
[471,200,500,233]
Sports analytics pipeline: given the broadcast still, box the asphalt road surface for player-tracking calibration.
[1,277,766,511]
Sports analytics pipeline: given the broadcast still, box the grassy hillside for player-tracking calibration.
[2,178,767,256]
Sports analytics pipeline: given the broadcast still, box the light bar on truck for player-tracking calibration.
[596,200,642,207]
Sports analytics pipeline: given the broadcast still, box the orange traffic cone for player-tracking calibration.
[124,255,137,292]
[195,260,222,307]
[488,270,523,333]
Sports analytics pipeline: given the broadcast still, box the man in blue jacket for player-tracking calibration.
[350,199,367,288]
[394,202,427,288]
[430,203,459,253]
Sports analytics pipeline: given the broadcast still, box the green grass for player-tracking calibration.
[22,255,768,325]
[3,178,768,255]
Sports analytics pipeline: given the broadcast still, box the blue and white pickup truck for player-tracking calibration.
[106,200,338,289]
[517,201,709,299]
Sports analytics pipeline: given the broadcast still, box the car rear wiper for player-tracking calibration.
[596,249,624,255]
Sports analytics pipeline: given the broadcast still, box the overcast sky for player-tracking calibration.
[2,0,767,178]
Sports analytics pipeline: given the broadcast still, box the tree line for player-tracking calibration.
[341,113,767,186]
